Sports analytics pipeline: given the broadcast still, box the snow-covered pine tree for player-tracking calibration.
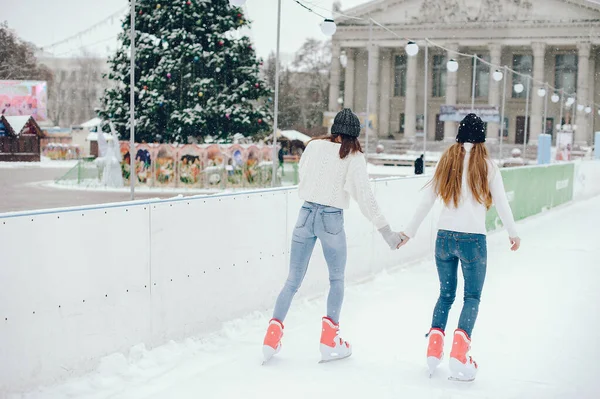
[99,0,272,143]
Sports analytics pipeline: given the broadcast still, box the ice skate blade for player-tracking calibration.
[318,353,352,364]
[262,344,280,365]
[427,356,442,377]
[448,376,475,382]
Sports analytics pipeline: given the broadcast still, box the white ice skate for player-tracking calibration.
[262,319,283,365]
[426,328,445,377]
[319,317,352,363]
[448,329,478,382]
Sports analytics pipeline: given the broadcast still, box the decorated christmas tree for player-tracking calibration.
[99,0,272,143]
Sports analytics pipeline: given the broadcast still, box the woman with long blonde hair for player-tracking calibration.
[400,113,520,381]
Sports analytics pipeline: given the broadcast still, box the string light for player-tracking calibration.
[551,93,560,103]
[321,19,337,36]
[514,83,524,94]
[537,88,546,97]
[446,59,458,72]
[492,70,503,82]
[405,41,419,57]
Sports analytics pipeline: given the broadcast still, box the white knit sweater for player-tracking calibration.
[405,143,518,238]
[297,139,388,229]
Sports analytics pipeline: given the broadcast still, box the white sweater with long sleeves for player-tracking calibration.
[297,139,388,229]
[404,143,518,238]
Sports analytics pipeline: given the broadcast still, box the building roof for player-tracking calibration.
[279,130,312,143]
[1,115,44,137]
[80,117,103,128]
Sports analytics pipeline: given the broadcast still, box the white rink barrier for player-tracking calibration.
[0,176,440,393]
[1,161,599,393]
[573,160,600,201]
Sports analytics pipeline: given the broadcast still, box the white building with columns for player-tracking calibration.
[328,0,600,147]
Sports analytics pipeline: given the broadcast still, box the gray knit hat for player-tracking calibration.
[331,108,361,137]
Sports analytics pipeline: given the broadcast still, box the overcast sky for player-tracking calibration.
[1,0,367,61]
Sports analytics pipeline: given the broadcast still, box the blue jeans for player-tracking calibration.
[273,202,347,324]
[431,230,487,337]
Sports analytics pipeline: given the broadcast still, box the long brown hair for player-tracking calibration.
[429,143,493,209]
[310,134,363,159]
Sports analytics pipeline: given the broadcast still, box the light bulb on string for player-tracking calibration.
[551,93,560,103]
[537,88,546,97]
[492,69,503,82]
[321,19,337,36]
[566,97,575,106]
[514,83,524,94]
[446,59,458,72]
[228,0,246,6]
[405,41,419,56]
[577,104,584,111]
[585,106,592,114]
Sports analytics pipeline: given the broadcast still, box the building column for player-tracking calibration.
[328,43,341,112]
[529,42,547,144]
[589,50,597,143]
[444,43,459,142]
[575,42,591,145]
[367,43,380,136]
[378,49,392,138]
[343,48,355,110]
[487,44,502,143]
[404,49,419,140]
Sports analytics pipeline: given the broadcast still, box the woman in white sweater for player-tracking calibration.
[262,109,404,364]
[401,114,521,381]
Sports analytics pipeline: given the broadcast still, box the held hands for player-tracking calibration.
[378,225,405,250]
[509,236,521,251]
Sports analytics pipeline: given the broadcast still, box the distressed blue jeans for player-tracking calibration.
[273,202,347,324]
[431,230,487,337]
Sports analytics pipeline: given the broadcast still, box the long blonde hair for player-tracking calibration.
[429,143,493,209]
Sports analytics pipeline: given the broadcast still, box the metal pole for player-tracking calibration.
[271,0,281,187]
[558,88,564,144]
[499,65,507,164]
[129,0,136,200]
[471,55,477,112]
[523,75,530,156]
[365,19,373,158]
[542,82,549,140]
[423,40,429,174]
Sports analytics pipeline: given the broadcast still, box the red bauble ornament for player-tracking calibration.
[218,40,224,46]
[143,85,148,90]
[139,10,143,15]
[254,83,259,88]
[237,13,242,17]
[258,119,263,124]
[225,114,230,119]
[187,1,191,4]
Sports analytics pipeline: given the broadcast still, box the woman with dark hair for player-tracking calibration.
[400,113,521,381]
[262,108,404,364]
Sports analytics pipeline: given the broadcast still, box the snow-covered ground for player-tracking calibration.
[14,195,600,399]
[0,158,78,169]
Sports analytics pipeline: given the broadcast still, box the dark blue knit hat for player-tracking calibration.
[331,108,361,138]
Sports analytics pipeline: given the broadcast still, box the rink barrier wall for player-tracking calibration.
[1,161,599,393]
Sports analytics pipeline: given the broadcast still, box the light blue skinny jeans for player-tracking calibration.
[272,201,347,324]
